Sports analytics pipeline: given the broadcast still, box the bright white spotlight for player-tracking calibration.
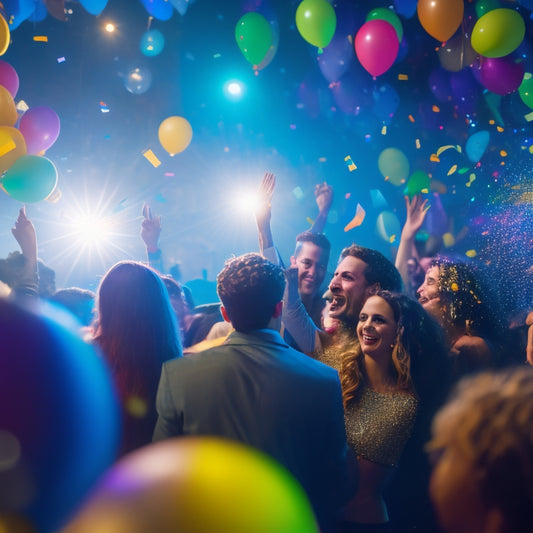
[71,214,113,247]
[234,190,260,215]
[223,79,245,101]
[105,22,115,33]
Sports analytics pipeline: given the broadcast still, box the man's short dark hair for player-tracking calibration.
[340,244,402,292]
[294,232,331,258]
[217,253,285,332]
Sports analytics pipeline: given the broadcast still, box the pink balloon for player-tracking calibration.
[355,20,399,77]
[0,60,20,98]
[19,106,61,154]
[479,56,524,96]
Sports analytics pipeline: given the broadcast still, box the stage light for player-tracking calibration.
[105,22,115,33]
[234,189,260,215]
[223,79,245,101]
[70,213,113,247]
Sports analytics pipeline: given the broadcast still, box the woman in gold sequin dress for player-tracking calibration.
[338,291,449,533]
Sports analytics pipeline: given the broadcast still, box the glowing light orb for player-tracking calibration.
[223,79,245,101]
[105,23,115,33]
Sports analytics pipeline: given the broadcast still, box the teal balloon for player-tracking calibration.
[235,12,273,68]
[465,130,490,163]
[1,155,58,203]
[376,211,401,243]
[140,29,165,57]
[405,170,430,198]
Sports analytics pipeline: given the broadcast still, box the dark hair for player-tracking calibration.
[340,245,402,292]
[294,232,331,257]
[217,253,285,332]
[49,287,95,326]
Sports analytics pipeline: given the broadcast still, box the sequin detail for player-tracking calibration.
[345,387,418,467]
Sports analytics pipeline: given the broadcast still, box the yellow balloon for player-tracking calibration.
[0,85,18,126]
[0,14,9,56]
[0,126,27,173]
[62,438,319,533]
[158,116,193,155]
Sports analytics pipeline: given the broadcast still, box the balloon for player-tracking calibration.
[471,9,525,58]
[317,31,353,82]
[465,130,490,163]
[1,155,58,203]
[0,59,19,97]
[394,0,417,19]
[417,0,464,43]
[123,66,152,94]
[169,0,189,16]
[0,13,10,55]
[295,0,336,50]
[78,0,108,16]
[0,126,26,173]
[140,29,165,57]
[331,71,372,116]
[138,0,173,20]
[27,0,48,22]
[405,170,430,198]
[376,211,401,243]
[378,147,409,186]
[450,68,480,115]
[479,56,524,95]
[0,84,18,126]
[366,7,403,42]
[437,33,477,72]
[61,438,318,533]
[425,193,448,236]
[4,0,35,30]
[372,83,399,125]
[429,67,453,102]
[19,106,61,154]
[0,300,119,532]
[256,18,279,71]
[235,12,272,68]
[355,20,399,77]
[475,0,501,18]
[519,72,533,109]
[158,116,193,155]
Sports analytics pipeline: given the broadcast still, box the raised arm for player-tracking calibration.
[11,206,39,298]
[310,182,333,234]
[141,204,164,272]
[395,195,428,290]
[255,172,278,263]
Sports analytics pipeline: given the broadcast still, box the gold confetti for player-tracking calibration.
[408,115,415,123]
[344,155,357,171]
[447,164,458,176]
[466,174,476,187]
[465,249,477,258]
[443,233,455,247]
[344,204,366,232]
[451,282,459,291]
[142,149,161,167]
[497,126,504,132]
[381,125,387,135]
[525,111,533,122]
[398,74,408,80]
[415,139,420,149]
[33,35,48,42]
[500,150,507,157]
[430,154,440,162]
[432,105,440,113]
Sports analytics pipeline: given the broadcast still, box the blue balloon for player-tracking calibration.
[4,0,35,30]
[140,29,165,57]
[27,0,47,22]
[169,0,188,15]
[393,0,417,18]
[139,0,173,21]
[79,0,109,16]
[466,130,490,163]
[124,66,153,95]
[376,211,401,244]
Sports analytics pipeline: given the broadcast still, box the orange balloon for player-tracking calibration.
[0,85,18,126]
[417,0,464,43]
[158,116,193,156]
[0,14,9,56]
[0,126,27,173]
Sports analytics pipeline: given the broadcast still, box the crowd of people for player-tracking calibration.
[0,176,532,533]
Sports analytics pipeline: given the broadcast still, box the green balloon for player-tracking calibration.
[475,0,500,18]
[405,170,430,198]
[519,73,533,109]
[1,154,58,203]
[235,12,272,67]
[366,7,403,42]
[295,0,336,49]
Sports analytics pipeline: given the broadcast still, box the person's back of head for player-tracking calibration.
[50,287,95,326]
[340,245,402,292]
[217,253,285,332]
[428,367,533,533]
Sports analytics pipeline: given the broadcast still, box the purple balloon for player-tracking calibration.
[318,33,354,83]
[19,106,61,154]
[332,72,372,115]
[0,60,19,98]
[394,0,417,18]
[450,69,479,115]
[428,67,452,103]
[480,57,525,96]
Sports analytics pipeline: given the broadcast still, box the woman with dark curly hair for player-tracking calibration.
[338,291,449,533]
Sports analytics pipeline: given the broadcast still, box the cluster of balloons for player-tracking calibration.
[0,60,60,203]
[158,116,193,156]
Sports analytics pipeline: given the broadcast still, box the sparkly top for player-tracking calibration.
[344,387,418,467]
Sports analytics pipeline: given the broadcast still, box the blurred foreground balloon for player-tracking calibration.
[0,59,19,97]
[62,438,318,533]
[140,29,165,57]
[471,9,525,58]
[235,12,272,68]
[1,154,58,203]
[170,0,189,16]
[465,130,490,163]
[79,0,109,16]
[0,13,9,55]
[376,211,401,243]
[19,106,61,154]
[378,147,409,186]
[138,0,173,20]
[417,0,464,43]
[296,0,336,50]
[124,66,152,94]
[158,116,193,155]
[0,300,119,533]
[0,126,26,173]
[0,85,18,126]
[355,20,399,77]
[405,170,430,198]
[519,72,533,109]
[479,56,524,95]
[437,33,477,72]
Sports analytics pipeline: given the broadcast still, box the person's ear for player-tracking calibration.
[272,301,283,319]
[365,282,380,297]
[220,306,231,323]
[289,255,297,268]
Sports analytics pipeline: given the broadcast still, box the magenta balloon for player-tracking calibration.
[19,106,61,154]
[0,60,20,98]
[355,20,399,77]
[480,57,525,95]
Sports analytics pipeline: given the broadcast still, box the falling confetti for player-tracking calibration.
[306,216,314,225]
[398,74,408,80]
[465,249,477,258]
[466,174,476,187]
[443,233,455,247]
[344,203,366,232]
[99,101,110,113]
[447,164,458,176]
[344,155,356,171]
[142,149,161,167]
[57,57,65,63]
[33,36,48,42]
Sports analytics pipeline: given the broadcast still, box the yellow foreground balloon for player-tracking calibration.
[0,126,27,173]
[0,14,9,56]
[158,116,193,155]
[62,437,319,533]
[0,85,18,126]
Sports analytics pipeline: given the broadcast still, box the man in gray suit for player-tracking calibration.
[153,253,355,532]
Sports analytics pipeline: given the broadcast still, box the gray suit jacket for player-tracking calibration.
[153,328,353,529]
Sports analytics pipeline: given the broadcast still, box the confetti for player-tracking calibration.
[465,249,477,258]
[16,100,29,112]
[525,111,533,122]
[370,189,388,210]
[398,74,408,80]
[293,186,304,200]
[306,216,314,225]
[154,193,166,203]
[430,154,440,162]
[500,150,507,157]
[213,53,221,59]
[443,233,455,247]
[432,105,440,112]
[142,149,161,167]
[408,115,415,123]
[57,57,65,63]
[451,282,459,292]
[99,101,109,113]
[381,125,387,135]
[415,139,420,149]
[164,172,175,177]
[344,155,357,171]
[33,35,48,42]
[497,126,504,132]
[345,192,351,199]
[344,203,366,232]
[466,174,476,187]
[447,164,458,176]
[318,156,327,163]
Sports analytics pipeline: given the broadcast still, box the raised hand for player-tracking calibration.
[12,206,37,262]
[401,194,429,240]
[314,182,333,214]
[141,204,162,253]
[255,172,276,230]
